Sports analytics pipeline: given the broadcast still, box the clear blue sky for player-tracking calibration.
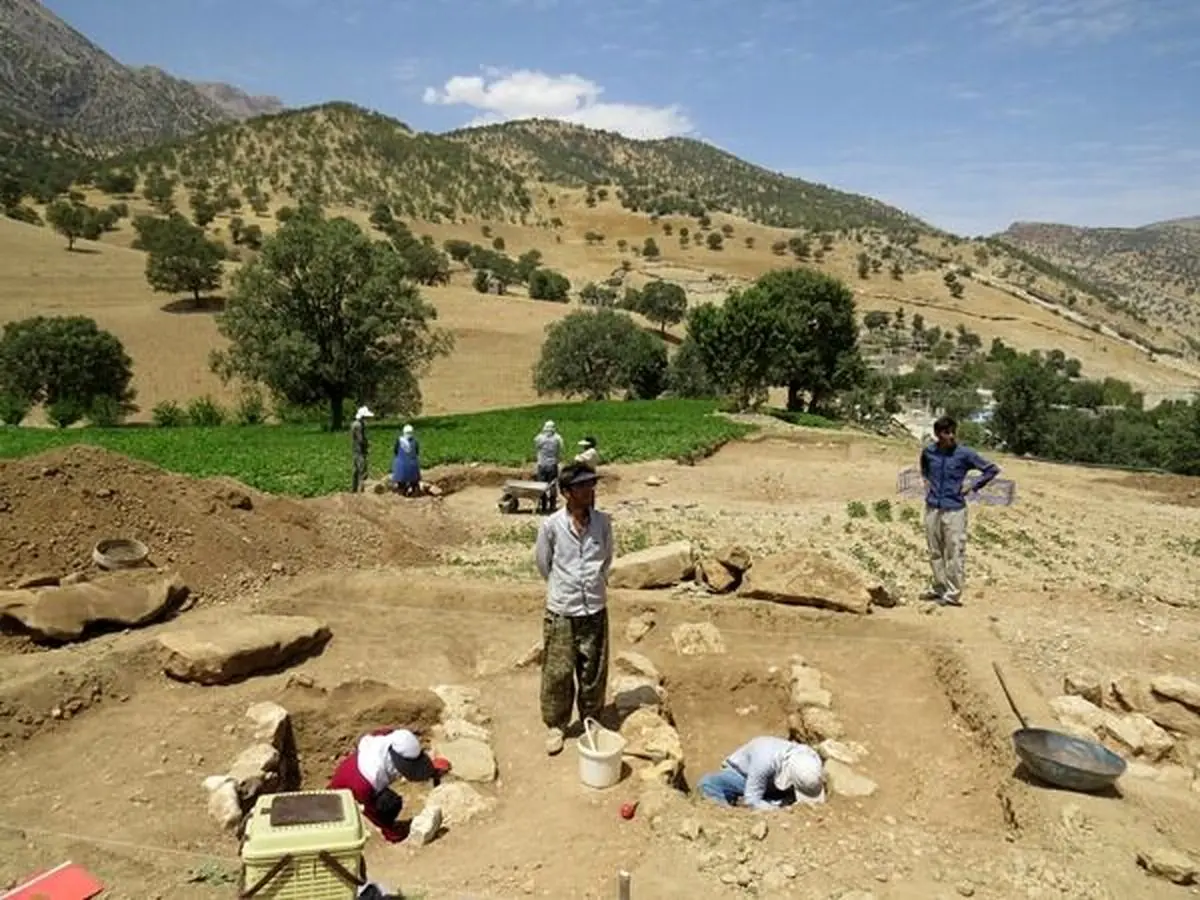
[44,0,1200,236]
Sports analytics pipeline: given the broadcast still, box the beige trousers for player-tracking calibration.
[925,507,968,601]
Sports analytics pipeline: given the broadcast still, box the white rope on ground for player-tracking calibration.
[0,820,240,864]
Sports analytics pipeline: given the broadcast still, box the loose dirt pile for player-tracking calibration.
[0,445,440,607]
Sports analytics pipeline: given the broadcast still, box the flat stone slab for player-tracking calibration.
[739,550,876,615]
[158,614,331,685]
[609,541,695,590]
[0,571,188,641]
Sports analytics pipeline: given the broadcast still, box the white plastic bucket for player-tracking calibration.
[577,717,626,789]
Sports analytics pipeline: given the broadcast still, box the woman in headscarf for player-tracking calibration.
[327,728,448,841]
[391,424,421,497]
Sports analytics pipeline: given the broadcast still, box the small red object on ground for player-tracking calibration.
[620,801,637,820]
[3,860,104,899]
[432,756,451,774]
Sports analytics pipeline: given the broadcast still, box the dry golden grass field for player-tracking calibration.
[2,184,1199,421]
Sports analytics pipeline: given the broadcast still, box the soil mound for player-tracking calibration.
[0,445,438,604]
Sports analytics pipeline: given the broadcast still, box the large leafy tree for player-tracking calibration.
[992,354,1062,455]
[0,315,136,426]
[688,267,864,412]
[45,199,103,250]
[140,214,225,302]
[211,210,453,430]
[533,309,664,401]
[636,280,687,335]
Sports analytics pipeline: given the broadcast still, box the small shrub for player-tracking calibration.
[872,499,893,523]
[187,395,226,426]
[87,395,127,427]
[47,397,86,429]
[899,505,919,524]
[234,387,267,425]
[846,501,868,519]
[0,392,32,425]
[152,400,188,427]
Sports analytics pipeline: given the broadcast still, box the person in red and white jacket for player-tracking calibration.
[327,728,448,842]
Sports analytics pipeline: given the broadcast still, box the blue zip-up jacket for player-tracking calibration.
[920,443,999,511]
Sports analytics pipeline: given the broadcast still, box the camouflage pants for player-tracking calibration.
[540,609,609,731]
[352,453,367,493]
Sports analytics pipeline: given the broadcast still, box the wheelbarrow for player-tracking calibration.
[497,479,555,514]
[993,661,1126,794]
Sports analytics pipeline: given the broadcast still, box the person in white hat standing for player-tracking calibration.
[350,405,375,492]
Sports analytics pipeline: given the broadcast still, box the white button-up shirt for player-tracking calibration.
[534,507,614,616]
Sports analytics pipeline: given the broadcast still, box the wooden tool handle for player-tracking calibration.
[992,661,1029,729]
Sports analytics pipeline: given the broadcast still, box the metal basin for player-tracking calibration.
[1012,727,1126,793]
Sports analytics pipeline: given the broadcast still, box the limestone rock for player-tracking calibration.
[818,740,868,766]
[436,718,492,743]
[614,651,661,683]
[739,550,873,615]
[228,743,281,803]
[1050,695,1107,738]
[432,684,489,725]
[1151,675,1200,713]
[1063,670,1104,706]
[624,612,656,644]
[697,557,738,593]
[620,707,684,785]
[716,544,752,574]
[609,541,695,590]
[158,614,330,685]
[1109,673,1200,736]
[799,707,845,743]
[245,702,290,747]
[824,759,878,798]
[205,777,243,831]
[409,804,442,846]
[0,571,188,641]
[788,662,832,710]
[1101,713,1174,762]
[426,782,496,827]
[612,675,667,717]
[671,622,725,656]
[435,737,497,783]
[1137,847,1197,885]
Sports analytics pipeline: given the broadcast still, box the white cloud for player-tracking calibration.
[962,0,1137,46]
[422,69,693,140]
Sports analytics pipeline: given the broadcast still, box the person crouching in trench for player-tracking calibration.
[327,728,448,842]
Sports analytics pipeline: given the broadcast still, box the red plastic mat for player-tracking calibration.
[1,861,103,899]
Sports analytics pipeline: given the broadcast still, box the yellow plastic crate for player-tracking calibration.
[240,789,367,900]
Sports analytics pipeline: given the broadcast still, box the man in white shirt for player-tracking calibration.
[534,463,614,755]
[574,435,599,471]
[697,736,827,810]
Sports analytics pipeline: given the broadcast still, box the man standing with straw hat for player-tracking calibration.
[534,463,614,756]
[350,405,375,493]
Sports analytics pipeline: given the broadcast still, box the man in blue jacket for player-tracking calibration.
[920,415,1000,607]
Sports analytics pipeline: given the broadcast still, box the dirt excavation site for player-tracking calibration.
[2,427,1200,899]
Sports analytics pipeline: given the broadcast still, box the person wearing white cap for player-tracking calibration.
[697,736,826,810]
[574,435,599,471]
[533,420,564,512]
[327,727,450,842]
[391,423,421,496]
[350,405,375,493]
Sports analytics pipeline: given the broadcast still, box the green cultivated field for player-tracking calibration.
[0,400,755,497]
